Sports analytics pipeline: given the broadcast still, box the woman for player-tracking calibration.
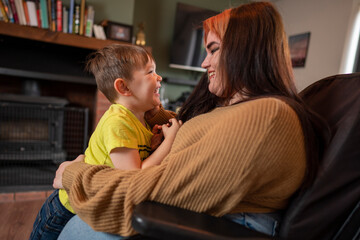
[56,2,327,239]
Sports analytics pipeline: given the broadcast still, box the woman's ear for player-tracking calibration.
[114,78,132,96]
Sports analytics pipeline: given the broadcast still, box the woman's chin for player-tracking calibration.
[208,87,222,97]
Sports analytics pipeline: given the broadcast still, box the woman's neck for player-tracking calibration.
[227,92,246,106]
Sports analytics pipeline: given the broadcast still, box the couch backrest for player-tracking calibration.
[279,73,360,239]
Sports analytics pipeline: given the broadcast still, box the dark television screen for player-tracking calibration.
[169,3,218,72]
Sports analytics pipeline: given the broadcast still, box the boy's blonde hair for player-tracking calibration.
[86,44,154,103]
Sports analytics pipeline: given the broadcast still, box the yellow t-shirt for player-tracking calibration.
[59,104,153,213]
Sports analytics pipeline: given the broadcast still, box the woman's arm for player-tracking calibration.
[61,161,166,236]
[60,98,306,237]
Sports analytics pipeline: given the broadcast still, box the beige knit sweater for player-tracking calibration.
[63,97,306,236]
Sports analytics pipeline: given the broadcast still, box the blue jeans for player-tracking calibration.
[58,211,281,239]
[29,189,75,240]
[58,215,131,240]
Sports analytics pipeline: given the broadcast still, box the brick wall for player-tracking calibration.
[94,90,111,127]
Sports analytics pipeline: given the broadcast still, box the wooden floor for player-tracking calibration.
[0,199,44,240]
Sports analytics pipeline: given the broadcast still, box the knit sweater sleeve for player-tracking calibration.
[62,161,168,236]
[62,98,306,236]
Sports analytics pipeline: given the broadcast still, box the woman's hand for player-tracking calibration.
[53,154,84,189]
[162,118,182,141]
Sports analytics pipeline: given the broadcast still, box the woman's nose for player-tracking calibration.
[201,55,210,69]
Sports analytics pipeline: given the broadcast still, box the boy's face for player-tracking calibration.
[127,59,162,111]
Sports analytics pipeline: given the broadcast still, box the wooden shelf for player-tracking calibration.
[0,21,151,85]
[0,21,128,50]
[0,67,95,85]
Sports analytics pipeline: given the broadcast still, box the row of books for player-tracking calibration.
[0,0,95,37]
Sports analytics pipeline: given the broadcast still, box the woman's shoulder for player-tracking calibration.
[188,97,300,131]
[226,97,297,116]
[210,97,301,129]
[249,97,299,120]
[246,96,293,107]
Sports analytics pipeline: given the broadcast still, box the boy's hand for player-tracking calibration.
[150,124,164,151]
[162,118,182,141]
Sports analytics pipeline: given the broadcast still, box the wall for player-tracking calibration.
[87,0,134,24]
[63,0,247,101]
[62,0,135,25]
[133,0,247,101]
[71,0,359,95]
[274,0,357,90]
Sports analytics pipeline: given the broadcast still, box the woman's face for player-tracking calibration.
[201,31,223,97]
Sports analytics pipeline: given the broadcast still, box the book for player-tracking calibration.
[26,0,38,26]
[34,0,41,27]
[62,5,67,33]
[23,0,30,25]
[84,5,94,37]
[68,0,74,33]
[8,0,19,23]
[79,0,85,35]
[56,0,61,31]
[2,0,15,23]
[3,0,14,23]
[14,0,26,25]
[39,0,48,28]
[0,0,9,22]
[82,4,86,34]
[73,4,79,34]
[93,24,106,40]
[46,0,50,29]
[0,3,4,21]
[50,0,55,30]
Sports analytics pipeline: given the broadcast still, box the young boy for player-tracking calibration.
[29,44,181,240]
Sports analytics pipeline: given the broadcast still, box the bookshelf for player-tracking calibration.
[0,21,137,85]
[0,20,152,131]
[0,21,126,50]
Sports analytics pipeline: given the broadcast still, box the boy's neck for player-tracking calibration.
[115,99,147,126]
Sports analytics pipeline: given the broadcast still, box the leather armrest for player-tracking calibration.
[132,201,273,240]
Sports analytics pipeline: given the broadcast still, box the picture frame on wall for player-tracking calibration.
[288,32,311,68]
[101,20,133,43]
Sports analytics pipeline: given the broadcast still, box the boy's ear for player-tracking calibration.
[114,78,132,96]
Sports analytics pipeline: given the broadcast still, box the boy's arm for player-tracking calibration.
[110,118,181,170]
[110,148,142,170]
[142,118,182,169]
[141,135,173,169]
[110,131,176,169]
